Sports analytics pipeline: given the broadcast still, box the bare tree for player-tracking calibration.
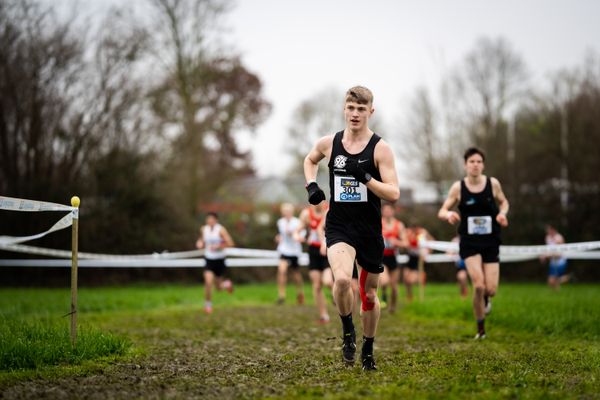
[399,37,528,202]
[286,87,344,173]
[0,1,149,199]
[448,37,528,188]
[147,0,271,214]
[400,87,456,200]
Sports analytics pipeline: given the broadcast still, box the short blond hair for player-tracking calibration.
[345,86,373,106]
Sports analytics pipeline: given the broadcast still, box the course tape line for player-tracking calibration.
[0,212,75,246]
[0,196,74,212]
[0,243,281,260]
[2,251,600,268]
[0,256,310,268]
[421,240,600,256]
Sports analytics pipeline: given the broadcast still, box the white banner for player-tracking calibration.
[0,196,74,212]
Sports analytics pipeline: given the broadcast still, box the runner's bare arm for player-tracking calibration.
[438,181,461,224]
[296,209,309,230]
[492,178,509,227]
[317,209,328,256]
[294,209,309,242]
[196,226,205,249]
[369,140,400,202]
[220,227,235,248]
[303,135,333,182]
[398,222,409,249]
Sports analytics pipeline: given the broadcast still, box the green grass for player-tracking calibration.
[405,283,600,338]
[1,283,599,399]
[0,319,129,370]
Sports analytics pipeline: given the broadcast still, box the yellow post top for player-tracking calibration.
[71,196,80,208]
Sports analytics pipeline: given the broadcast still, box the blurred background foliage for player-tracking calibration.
[1,1,599,283]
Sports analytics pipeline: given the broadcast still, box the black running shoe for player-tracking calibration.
[341,331,356,364]
[362,353,377,371]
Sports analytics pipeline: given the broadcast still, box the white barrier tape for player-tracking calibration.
[0,212,74,246]
[500,241,600,255]
[420,240,600,256]
[3,251,600,269]
[562,251,600,260]
[0,196,74,212]
[421,240,458,253]
[0,243,284,260]
[0,257,308,268]
[226,248,280,258]
[0,242,288,260]
[0,243,205,259]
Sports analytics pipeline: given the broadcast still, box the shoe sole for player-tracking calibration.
[342,349,356,365]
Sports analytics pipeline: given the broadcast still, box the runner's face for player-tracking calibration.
[281,206,293,218]
[206,215,217,226]
[464,154,484,177]
[382,205,394,218]
[344,101,372,131]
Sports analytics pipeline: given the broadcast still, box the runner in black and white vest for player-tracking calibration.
[303,86,400,371]
[438,147,510,339]
[196,212,235,314]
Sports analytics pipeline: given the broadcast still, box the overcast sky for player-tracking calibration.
[55,0,600,183]
[223,0,600,181]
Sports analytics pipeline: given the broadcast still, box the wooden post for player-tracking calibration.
[418,251,425,301]
[70,196,80,346]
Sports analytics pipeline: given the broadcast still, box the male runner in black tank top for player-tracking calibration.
[438,147,510,339]
[303,86,400,370]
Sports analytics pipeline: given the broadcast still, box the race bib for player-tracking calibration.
[467,216,493,235]
[334,175,367,202]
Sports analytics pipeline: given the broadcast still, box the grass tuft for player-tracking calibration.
[0,318,129,371]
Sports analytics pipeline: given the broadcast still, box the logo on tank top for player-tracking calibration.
[333,155,347,169]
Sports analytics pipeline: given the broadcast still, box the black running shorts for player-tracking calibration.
[280,255,300,269]
[205,258,226,277]
[308,246,328,271]
[459,242,500,263]
[382,254,398,271]
[326,227,384,274]
[406,254,419,271]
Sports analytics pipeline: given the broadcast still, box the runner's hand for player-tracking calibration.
[446,211,461,225]
[496,213,508,227]
[344,158,368,184]
[306,182,326,205]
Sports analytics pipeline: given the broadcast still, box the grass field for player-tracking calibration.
[1,283,599,399]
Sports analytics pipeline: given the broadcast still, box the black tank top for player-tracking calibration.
[458,177,501,245]
[327,131,382,236]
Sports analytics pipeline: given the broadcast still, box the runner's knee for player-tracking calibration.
[474,285,485,295]
[485,287,497,297]
[335,276,352,292]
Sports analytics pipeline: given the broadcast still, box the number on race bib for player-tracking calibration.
[467,216,493,235]
[333,176,368,202]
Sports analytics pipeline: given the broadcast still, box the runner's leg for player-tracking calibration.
[277,258,288,302]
